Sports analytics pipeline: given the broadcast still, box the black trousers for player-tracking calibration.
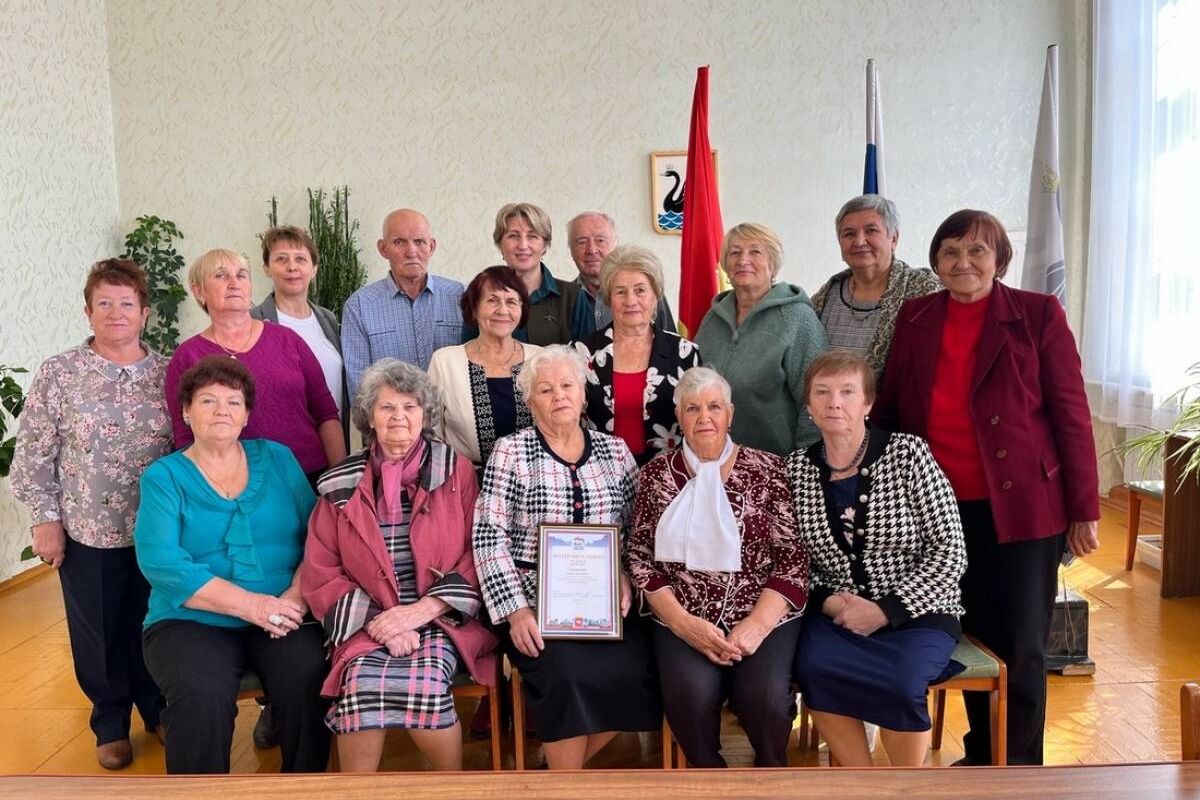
[58,538,163,745]
[143,619,330,774]
[957,501,1065,766]
[653,617,801,768]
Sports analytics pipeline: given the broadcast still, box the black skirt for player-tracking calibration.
[502,612,662,742]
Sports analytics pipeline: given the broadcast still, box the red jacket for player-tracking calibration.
[302,448,497,697]
[874,283,1099,543]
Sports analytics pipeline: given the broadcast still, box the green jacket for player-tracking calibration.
[694,282,828,457]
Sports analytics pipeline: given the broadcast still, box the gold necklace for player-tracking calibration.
[190,447,247,499]
[212,321,257,359]
[472,338,518,368]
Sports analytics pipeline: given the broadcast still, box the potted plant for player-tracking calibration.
[1119,362,1200,483]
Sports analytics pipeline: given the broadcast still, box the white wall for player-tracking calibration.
[105,0,1090,337]
[0,0,122,580]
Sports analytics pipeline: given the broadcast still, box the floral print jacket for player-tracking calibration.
[10,340,172,548]
[575,324,702,466]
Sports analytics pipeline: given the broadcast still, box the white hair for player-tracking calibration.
[516,344,589,403]
[674,367,733,408]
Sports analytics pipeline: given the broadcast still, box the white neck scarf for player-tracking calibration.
[654,436,742,572]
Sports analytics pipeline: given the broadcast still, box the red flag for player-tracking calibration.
[678,66,724,338]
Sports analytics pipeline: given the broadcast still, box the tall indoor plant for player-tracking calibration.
[122,215,187,355]
[264,188,365,319]
[1119,361,1200,485]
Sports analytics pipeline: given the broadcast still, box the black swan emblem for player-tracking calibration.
[661,169,685,214]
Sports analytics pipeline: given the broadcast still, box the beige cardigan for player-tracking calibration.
[427,343,543,465]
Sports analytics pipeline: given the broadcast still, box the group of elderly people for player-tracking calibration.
[11,195,1099,775]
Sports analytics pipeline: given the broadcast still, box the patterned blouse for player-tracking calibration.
[627,446,809,630]
[10,340,171,548]
[786,428,967,634]
[472,427,637,624]
[575,324,702,466]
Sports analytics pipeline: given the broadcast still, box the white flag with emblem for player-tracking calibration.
[1022,45,1066,305]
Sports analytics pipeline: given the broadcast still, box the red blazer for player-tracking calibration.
[874,283,1099,543]
[302,450,497,698]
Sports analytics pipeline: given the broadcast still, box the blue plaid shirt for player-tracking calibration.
[341,272,465,398]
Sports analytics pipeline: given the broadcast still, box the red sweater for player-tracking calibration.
[927,295,990,500]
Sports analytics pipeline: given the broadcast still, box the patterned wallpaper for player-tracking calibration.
[105,0,1090,337]
[0,0,121,581]
[0,0,1092,580]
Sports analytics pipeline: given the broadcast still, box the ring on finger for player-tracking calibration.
[268,613,284,626]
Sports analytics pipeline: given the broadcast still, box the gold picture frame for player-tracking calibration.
[649,149,719,236]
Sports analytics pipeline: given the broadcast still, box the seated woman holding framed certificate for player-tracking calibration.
[472,345,661,770]
[627,367,809,768]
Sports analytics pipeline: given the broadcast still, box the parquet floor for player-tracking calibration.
[0,503,1195,773]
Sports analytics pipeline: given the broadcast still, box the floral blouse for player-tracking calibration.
[10,340,171,548]
[575,324,702,466]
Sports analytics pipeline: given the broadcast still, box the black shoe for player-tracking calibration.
[950,757,977,766]
[253,703,279,750]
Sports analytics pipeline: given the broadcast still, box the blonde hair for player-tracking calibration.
[598,245,664,304]
[187,249,249,312]
[720,223,783,278]
[493,202,553,249]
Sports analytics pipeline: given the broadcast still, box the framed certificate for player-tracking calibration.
[536,523,622,640]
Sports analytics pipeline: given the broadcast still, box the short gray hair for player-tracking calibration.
[517,344,588,403]
[351,358,442,440]
[674,367,733,409]
[598,245,664,304]
[566,211,617,243]
[835,194,899,236]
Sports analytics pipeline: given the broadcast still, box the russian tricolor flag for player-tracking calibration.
[863,59,884,196]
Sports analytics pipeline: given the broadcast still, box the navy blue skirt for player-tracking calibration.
[793,612,961,731]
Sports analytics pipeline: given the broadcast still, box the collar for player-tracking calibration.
[535,426,593,470]
[529,264,561,303]
[804,425,892,482]
[78,338,156,382]
[388,271,432,299]
[368,433,455,494]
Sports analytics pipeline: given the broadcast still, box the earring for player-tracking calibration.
[183,416,191,427]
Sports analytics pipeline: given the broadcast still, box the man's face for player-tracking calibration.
[569,215,615,286]
[377,211,436,283]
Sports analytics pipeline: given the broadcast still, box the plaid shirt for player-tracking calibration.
[340,272,464,397]
[472,428,636,623]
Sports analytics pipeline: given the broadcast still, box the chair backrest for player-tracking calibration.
[1184,682,1200,761]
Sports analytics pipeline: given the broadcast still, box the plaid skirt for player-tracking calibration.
[325,626,460,733]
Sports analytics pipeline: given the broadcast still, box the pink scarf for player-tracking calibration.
[377,437,426,517]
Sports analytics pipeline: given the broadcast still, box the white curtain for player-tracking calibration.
[1084,0,1200,430]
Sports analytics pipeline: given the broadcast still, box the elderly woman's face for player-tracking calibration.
[677,387,733,458]
[527,359,584,430]
[723,236,773,297]
[475,282,523,340]
[185,383,248,444]
[85,281,149,350]
[838,210,897,273]
[264,243,316,300]
[499,216,546,275]
[609,268,658,331]
[371,386,424,458]
[935,231,998,303]
[194,258,252,314]
[807,370,872,438]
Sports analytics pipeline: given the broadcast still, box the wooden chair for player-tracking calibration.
[451,660,504,771]
[1126,480,1165,570]
[930,635,1008,766]
[1183,681,1200,761]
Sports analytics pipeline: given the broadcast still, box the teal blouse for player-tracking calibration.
[135,439,316,629]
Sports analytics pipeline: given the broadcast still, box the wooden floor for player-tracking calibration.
[0,503,1196,774]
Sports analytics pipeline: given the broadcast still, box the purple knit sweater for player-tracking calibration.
[166,322,340,473]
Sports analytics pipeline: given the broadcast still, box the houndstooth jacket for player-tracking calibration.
[786,428,966,630]
[472,427,637,624]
